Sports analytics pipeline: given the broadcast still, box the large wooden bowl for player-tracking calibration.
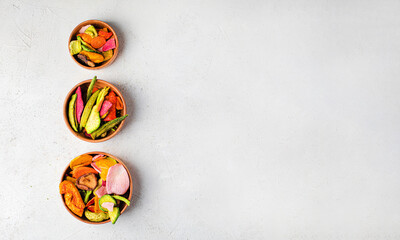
[63,79,127,143]
[60,152,133,224]
[68,20,119,70]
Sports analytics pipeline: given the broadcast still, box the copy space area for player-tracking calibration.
[1,0,400,239]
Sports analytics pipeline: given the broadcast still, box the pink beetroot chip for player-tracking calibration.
[75,86,84,123]
[99,100,113,118]
[106,164,129,195]
[102,37,116,52]
[95,185,107,198]
[101,202,114,212]
[91,161,101,173]
[92,154,105,161]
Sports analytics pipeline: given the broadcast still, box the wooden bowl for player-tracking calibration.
[68,20,119,70]
[63,79,127,143]
[60,152,133,224]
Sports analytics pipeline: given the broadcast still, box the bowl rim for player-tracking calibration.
[60,151,133,224]
[68,19,119,70]
[63,79,127,143]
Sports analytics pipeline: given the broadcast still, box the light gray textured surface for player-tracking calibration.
[1,0,400,239]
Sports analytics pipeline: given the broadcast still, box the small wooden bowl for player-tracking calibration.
[68,20,119,70]
[63,79,127,143]
[60,152,133,224]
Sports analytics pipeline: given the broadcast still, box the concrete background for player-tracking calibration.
[1,0,400,239]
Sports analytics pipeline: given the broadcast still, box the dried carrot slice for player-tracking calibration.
[77,33,92,45]
[90,36,107,49]
[116,96,123,110]
[104,91,117,121]
[69,154,92,169]
[59,180,85,217]
[86,197,95,207]
[87,205,95,212]
[94,195,103,213]
[106,91,117,104]
[99,30,113,39]
[72,166,98,179]
[92,87,99,93]
[71,164,86,170]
